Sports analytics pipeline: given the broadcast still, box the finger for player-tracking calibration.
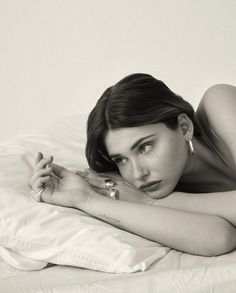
[35,152,43,166]
[75,170,87,177]
[79,169,102,180]
[34,156,53,173]
[51,163,71,179]
[83,170,121,182]
[31,176,50,192]
[31,167,53,185]
[92,187,110,197]
[81,168,98,177]
[75,170,100,180]
[84,176,107,190]
[99,171,122,180]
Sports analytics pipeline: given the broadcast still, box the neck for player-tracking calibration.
[180,137,219,183]
[177,138,236,193]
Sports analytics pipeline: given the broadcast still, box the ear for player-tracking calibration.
[177,113,194,141]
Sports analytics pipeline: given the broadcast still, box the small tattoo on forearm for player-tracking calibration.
[100,214,121,223]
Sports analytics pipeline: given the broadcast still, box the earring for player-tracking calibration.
[188,139,196,155]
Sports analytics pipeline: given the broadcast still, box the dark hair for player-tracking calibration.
[86,73,200,172]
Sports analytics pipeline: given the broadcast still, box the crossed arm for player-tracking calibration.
[74,167,236,256]
[77,188,236,257]
[31,155,236,257]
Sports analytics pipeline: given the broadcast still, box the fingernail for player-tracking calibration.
[40,152,44,158]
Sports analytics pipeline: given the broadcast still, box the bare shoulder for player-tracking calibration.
[196,84,236,164]
[199,83,236,106]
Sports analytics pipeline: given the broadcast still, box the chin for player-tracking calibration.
[146,185,174,200]
[146,191,171,200]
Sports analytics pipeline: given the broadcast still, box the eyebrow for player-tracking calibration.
[110,134,156,160]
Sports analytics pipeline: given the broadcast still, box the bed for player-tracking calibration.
[1,113,236,293]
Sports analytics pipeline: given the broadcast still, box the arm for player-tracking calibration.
[73,169,236,256]
[78,190,236,257]
[154,190,236,227]
[78,169,236,226]
[31,154,236,257]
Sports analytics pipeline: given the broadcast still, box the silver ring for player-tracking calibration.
[104,178,115,189]
[109,188,119,200]
[31,188,44,202]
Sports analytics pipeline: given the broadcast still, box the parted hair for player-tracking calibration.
[86,73,200,172]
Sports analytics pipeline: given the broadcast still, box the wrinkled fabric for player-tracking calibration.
[0,114,169,273]
[1,114,236,292]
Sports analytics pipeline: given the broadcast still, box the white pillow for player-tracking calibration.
[0,114,170,273]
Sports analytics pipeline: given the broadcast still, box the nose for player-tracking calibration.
[132,160,149,181]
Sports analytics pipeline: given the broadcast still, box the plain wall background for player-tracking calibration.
[0,0,235,142]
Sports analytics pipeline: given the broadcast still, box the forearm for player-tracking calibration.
[155,190,236,226]
[77,191,236,256]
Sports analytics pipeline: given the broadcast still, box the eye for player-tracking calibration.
[113,157,127,166]
[138,142,153,154]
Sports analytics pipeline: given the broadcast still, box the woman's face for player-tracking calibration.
[105,122,189,199]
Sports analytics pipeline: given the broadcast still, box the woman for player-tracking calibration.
[30,73,236,257]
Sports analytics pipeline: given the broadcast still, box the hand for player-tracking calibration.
[76,169,154,204]
[30,152,92,208]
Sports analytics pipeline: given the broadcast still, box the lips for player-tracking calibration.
[140,180,162,192]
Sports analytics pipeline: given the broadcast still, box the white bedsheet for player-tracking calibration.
[1,249,236,293]
[0,114,236,292]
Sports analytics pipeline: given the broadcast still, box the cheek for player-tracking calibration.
[152,137,187,173]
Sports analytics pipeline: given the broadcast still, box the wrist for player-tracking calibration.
[74,188,95,211]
